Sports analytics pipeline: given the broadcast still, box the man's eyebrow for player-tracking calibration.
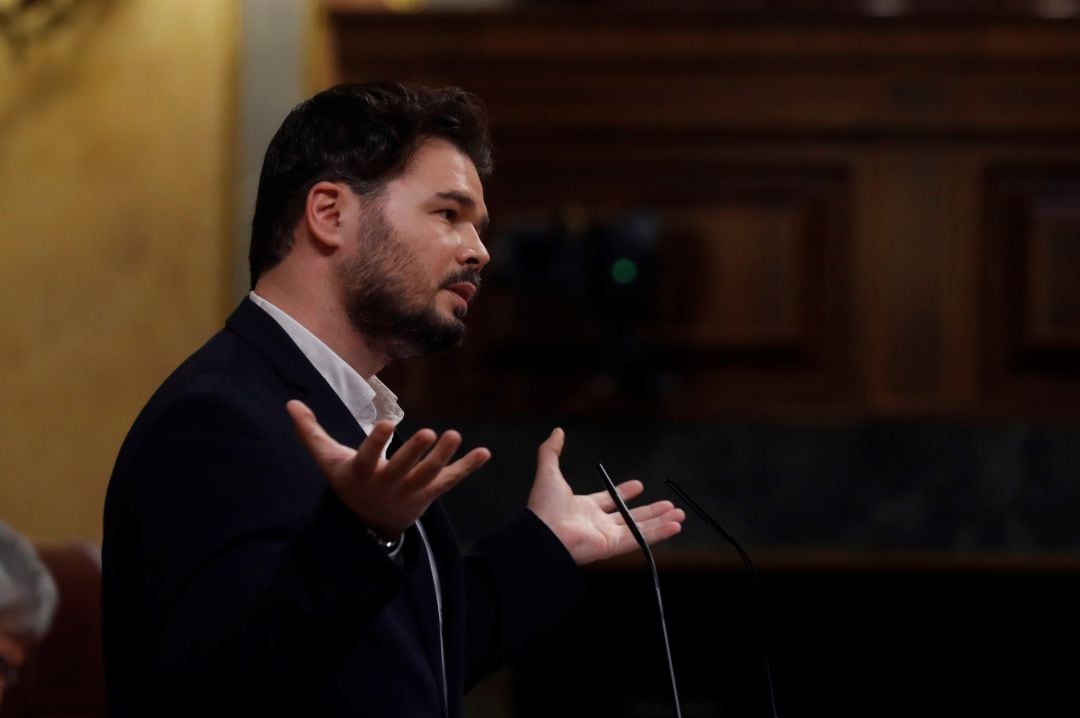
[436,191,490,233]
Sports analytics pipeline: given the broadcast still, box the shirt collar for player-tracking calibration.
[248,291,404,432]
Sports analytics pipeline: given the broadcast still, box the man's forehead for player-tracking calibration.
[403,138,483,189]
[391,138,488,215]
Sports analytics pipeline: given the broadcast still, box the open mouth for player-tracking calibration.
[444,282,477,305]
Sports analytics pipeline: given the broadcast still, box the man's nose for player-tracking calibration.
[458,226,490,269]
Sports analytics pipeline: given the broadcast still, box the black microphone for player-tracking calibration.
[595,463,683,718]
[666,479,781,718]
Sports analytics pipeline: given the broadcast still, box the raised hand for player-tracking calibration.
[526,428,684,565]
[286,400,491,538]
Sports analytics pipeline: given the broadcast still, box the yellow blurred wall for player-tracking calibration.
[0,0,239,541]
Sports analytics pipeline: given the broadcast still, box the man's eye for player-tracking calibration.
[436,209,457,221]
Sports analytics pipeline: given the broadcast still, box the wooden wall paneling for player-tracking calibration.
[1025,199,1080,347]
[469,138,853,417]
[327,7,1080,419]
[388,152,855,419]
[329,13,1080,132]
[943,148,985,412]
[981,161,1080,414]
[860,148,958,412]
[659,204,804,346]
[331,14,869,419]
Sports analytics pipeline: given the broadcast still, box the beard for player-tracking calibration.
[340,203,480,363]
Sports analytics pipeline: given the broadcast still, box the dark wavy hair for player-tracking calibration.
[248,81,493,287]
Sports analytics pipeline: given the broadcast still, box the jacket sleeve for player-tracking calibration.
[459,509,588,689]
[109,389,403,717]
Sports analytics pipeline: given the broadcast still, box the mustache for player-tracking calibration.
[440,269,483,292]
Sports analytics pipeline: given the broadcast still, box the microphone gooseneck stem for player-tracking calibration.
[667,479,780,718]
[651,568,682,718]
[596,463,683,718]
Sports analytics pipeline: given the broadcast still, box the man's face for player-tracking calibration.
[340,138,490,361]
[0,627,28,704]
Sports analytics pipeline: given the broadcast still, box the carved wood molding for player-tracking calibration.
[328,6,1080,418]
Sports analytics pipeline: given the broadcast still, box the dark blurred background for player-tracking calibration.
[341,2,1080,715]
[3,0,1080,715]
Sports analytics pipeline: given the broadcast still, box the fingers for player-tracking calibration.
[536,427,564,471]
[609,504,684,555]
[426,446,492,496]
[631,507,685,546]
[639,516,684,546]
[587,479,645,512]
[403,430,464,487]
[622,500,677,525]
[286,400,353,469]
[385,427,491,495]
[356,421,397,470]
[287,403,477,488]
[383,426,438,475]
[285,398,318,437]
[287,403,399,477]
[289,402,488,531]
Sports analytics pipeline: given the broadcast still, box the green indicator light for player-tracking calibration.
[611,258,638,285]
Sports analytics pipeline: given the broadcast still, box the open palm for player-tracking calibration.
[526,428,684,565]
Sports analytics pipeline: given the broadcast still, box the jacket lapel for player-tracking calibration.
[228,297,455,713]
[225,297,366,449]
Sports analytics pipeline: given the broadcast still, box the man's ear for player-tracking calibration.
[304,181,352,250]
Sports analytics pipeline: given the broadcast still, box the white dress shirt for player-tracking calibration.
[248,291,447,709]
[249,291,403,447]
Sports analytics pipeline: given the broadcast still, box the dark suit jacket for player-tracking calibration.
[102,298,585,717]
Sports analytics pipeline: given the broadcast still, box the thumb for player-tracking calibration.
[286,399,353,470]
[536,427,565,471]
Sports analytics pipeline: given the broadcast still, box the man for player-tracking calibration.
[103,82,683,717]
[0,521,58,706]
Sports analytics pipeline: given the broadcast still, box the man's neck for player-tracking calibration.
[253,276,387,379]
